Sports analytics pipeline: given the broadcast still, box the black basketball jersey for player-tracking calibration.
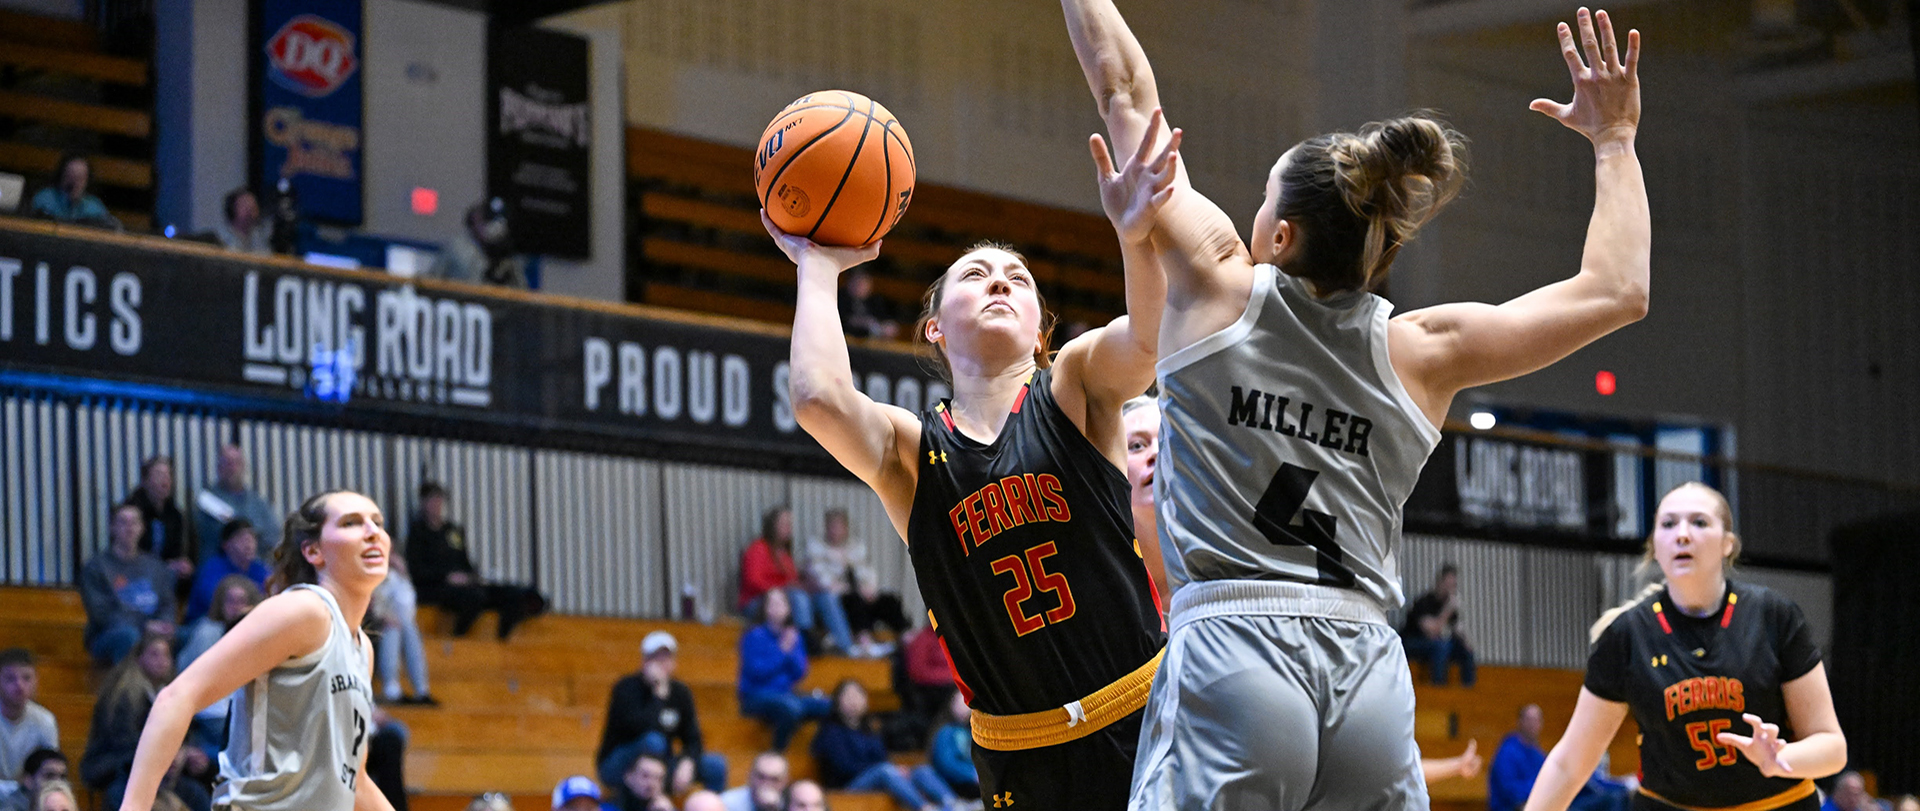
[1585,581,1823,810]
[905,368,1166,717]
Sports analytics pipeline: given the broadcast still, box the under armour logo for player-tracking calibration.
[992,792,1015,807]
[928,450,948,464]
[1650,654,1669,667]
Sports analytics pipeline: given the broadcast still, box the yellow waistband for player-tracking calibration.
[968,649,1163,751]
[1638,779,1818,811]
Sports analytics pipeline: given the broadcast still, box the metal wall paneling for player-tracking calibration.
[231,420,389,550]
[534,451,664,618]
[1523,546,1602,670]
[661,463,790,623]
[787,475,925,626]
[1,394,74,585]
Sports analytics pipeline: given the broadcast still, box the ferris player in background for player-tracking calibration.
[767,111,1177,810]
[1523,483,1846,811]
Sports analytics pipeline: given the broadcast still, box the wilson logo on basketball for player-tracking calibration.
[265,15,358,97]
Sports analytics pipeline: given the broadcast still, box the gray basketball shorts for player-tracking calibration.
[1127,580,1428,811]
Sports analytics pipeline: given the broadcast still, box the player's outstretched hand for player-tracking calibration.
[1717,713,1794,777]
[762,210,881,274]
[1089,108,1182,245]
[1452,739,1483,780]
[1530,7,1640,151]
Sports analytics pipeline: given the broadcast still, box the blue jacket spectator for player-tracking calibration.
[736,589,829,752]
[79,505,176,664]
[1490,705,1546,811]
[811,681,954,811]
[184,520,268,624]
[928,692,977,799]
[29,154,119,230]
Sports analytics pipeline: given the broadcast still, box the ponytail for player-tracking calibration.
[267,491,345,595]
[1590,581,1663,643]
[1277,114,1467,294]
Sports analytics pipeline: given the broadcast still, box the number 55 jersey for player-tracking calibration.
[1154,265,1442,609]
[906,366,1165,725]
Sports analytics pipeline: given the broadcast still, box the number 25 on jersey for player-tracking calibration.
[991,541,1076,636]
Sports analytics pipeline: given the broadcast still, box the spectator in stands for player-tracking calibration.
[839,269,898,340]
[174,575,260,769]
[29,780,75,811]
[81,504,177,664]
[741,507,849,655]
[1890,796,1918,811]
[1,749,65,811]
[373,556,435,706]
[892,625,955,733]
[811,680,956,811]
[738,589,831,752]
[184,520,268,624]
[927,691,977,801]
[1490,704,1546,811]
[683,792,725,811]
[468,793,515,811]
[0,651,56,783]
[720,753,788,811]
[428,198,527,289]
[597,631,726,794]
[1824,772,1890,811]
[782,782,825,811]
[194,445,280,561]
[806,509,907,659]
[406,481,546,639]
[176,574,261,670]
[1402,562,1477,687]
[366,708,411,811]
[615,754,674,811]
[214,188,270,254]
[28,154,119,230]
[552,776,603,811]
[128,456,194,584]
[80,634,211,811]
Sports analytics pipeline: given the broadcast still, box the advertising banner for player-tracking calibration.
[489,26,591,257]
[0,226,945,458]
[257,0,364,224]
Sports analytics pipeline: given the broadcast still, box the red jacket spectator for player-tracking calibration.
[738,508,799,610]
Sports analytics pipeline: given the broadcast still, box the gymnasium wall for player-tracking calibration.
[599,0,1919,487]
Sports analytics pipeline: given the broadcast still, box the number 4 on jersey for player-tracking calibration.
[1252,463,1356,588]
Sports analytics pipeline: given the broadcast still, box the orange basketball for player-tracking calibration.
[754,90,915,247]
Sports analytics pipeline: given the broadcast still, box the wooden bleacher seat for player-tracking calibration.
[0,89,150,138]
[2,585,1635,811]
[0,142,150,191]
[0,42,147,87]
[628,127,1130,335]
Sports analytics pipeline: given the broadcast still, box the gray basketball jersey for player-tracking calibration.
[216,584,374,811]
[1155,265,1440,609]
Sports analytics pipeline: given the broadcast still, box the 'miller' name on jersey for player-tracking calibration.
[1226,386,1374,457]
[1663,676,1745,721]
[947,473,1072,556]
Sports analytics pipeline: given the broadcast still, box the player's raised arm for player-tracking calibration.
[1060,0,1254,323]
[1052,111,1181,420]
[1393,8,1649,418]
[768,214,920,505]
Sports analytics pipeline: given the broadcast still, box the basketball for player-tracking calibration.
[754,89,916,247]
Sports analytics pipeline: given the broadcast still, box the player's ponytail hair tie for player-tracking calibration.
[1278,115,1467,295]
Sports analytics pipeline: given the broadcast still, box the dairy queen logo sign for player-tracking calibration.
[265,14,358,97]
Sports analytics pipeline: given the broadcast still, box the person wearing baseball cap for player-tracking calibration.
[552,776,605,811]
[596,631,728,796]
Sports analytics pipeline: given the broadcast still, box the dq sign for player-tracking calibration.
[265,14,358,97]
